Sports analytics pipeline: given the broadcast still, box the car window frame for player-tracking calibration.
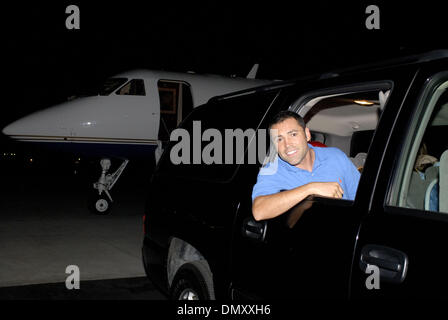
[289,80,394,116]
[386,71,448,218]
[154,89,282,184]
[284,80,395,204]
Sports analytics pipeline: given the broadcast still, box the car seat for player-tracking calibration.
[424,178,439,211]
[309,141,327,147]
[350,152,367,172]
[407,165,439,210]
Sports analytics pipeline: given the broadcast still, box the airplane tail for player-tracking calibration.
[246,63,259,79]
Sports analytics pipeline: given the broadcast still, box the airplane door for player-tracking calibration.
[157,80,193,142]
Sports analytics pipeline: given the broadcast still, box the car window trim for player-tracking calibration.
[289,80,394,115]
[385,71,448,220]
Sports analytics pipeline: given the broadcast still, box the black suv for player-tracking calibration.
[142,50,448,299]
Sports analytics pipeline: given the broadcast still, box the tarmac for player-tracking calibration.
[0,147,165,299]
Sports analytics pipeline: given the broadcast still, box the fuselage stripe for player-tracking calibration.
[9,135,159,145]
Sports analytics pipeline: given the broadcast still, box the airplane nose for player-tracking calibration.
[1,97,103,142]
[2,121,21,136]
[1,108,72,140]
[2,120,22,137]
[2,116,43,138]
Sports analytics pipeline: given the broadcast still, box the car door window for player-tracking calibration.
[388,73,448,214]
[157,89,280,182]
[258,82,393,206]
[294,84,392,172]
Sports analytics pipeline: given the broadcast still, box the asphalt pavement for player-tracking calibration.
[0,146,165,299]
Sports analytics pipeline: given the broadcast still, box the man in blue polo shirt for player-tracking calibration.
[252,111,360,221]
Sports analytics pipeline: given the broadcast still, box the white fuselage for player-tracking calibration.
[2,69,272,157]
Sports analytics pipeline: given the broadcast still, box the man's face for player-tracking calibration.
[270,117,311,166]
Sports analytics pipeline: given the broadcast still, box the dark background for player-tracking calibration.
[1,0,447,178]
[0,1,446,300]
[2,1,447,129]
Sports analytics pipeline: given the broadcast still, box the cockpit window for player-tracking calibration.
[115,79,146,96]
[99,78,128,96]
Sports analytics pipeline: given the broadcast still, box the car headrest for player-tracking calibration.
[350,130,375,158]
[309,141,327,147]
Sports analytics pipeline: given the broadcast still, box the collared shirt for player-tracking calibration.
[252,144,360,202]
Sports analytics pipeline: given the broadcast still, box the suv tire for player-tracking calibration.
[170,260,215,300]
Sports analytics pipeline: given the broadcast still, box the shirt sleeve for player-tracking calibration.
[251,172,283,202]
[339,150,361,200]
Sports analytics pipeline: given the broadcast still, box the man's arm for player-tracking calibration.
[252,182,343,221]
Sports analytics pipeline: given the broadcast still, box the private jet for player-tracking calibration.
[2,66,272,214]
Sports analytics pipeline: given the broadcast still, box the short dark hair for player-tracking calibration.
[268,110,305,130]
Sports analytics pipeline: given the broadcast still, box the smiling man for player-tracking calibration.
[252,110,360,221]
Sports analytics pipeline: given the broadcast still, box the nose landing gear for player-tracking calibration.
[88,158,129,215]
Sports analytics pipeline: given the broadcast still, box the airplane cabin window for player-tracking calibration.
[99,77,128,96]
[115,79,146,96]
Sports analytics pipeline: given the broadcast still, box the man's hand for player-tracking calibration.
[307,182,344,199]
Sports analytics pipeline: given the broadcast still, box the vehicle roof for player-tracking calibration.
[212,49,448,102]
[314,49,448,79]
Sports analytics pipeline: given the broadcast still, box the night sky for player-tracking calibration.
[0,2,446,301]
[2,1,447,129]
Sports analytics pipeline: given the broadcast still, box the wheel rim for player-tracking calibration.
[95,199,109,213]
[178,289,199,300]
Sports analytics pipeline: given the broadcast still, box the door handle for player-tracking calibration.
[242,217,267,242]
[361,255,401,273]
[359,244,409,284]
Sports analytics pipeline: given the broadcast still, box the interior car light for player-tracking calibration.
[354,100,375,106]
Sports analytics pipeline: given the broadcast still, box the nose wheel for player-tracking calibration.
[90,195,111,215]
